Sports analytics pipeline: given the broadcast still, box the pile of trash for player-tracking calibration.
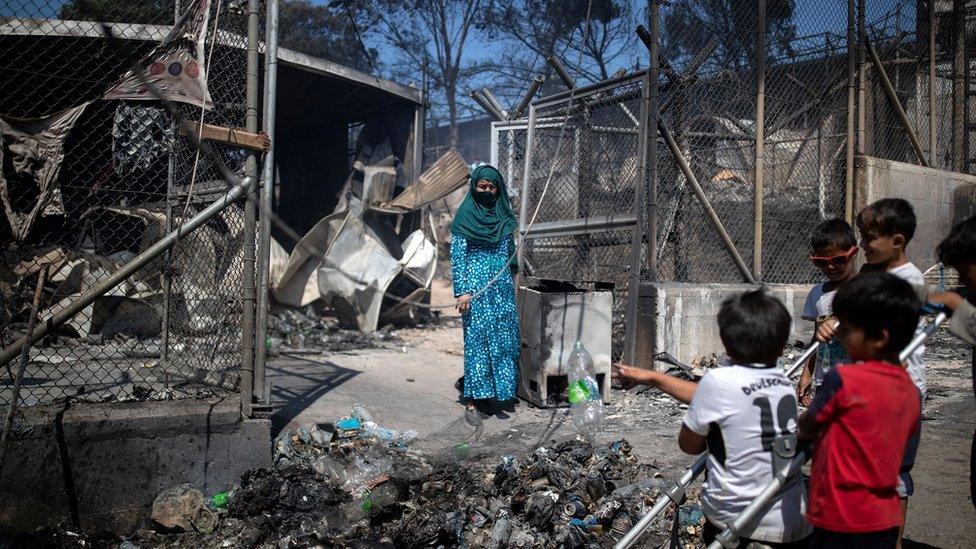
[110,405,701,548]
[267,308,406,354]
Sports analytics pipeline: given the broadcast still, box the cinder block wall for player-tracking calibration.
[855,156,976,270]
[636,283,814,369]
[0,396,270,535]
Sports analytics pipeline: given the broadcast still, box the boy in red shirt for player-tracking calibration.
[798,273,922,549]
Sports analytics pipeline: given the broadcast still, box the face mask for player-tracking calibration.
[473,189,498,207]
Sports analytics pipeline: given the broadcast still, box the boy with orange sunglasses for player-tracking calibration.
[797,219,858,406]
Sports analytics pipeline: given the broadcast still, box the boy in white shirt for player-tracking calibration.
[797,219,858,406]
[847,198,925,547]
[615,289,812,547]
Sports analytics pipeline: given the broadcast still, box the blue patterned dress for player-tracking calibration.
[451,234,520,401]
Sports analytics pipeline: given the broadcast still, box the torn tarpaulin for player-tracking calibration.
[103,0,214,109]
[0,102,91,241]
[273,149,465,333]
[273,211,437,333]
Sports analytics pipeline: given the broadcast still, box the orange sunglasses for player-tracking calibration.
[809,246,858,268]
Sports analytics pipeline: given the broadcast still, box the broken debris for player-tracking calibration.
[134,406,699,548]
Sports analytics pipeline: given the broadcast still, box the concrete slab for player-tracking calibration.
[636,282,814,368]
[855,155,976,270]
[0,396,270,535]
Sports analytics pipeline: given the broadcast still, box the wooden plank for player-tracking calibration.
[181,121,271,152]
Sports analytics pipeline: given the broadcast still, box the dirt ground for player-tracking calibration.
[267,279,976,548]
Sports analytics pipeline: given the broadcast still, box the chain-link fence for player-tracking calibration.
[497,0,976,299]
[0,1,261,406]
[520,75,645,360]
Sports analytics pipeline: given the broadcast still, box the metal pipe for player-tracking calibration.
[845,0,856,223]
[0,177,255,368]
[162,120,176,386]
[0,268,48,474]
[623,70,651,365]
[929,0,937,167]
[546,55,577,89]
[648,4,660,280]
[857,0,866,153]
[413,99,426,178]
[239,0,260,417]
[512,75,545,119]
[254,0,280,406]
[636,24,653,54]
[865,37,930,167]
[614,454,707,549]
[659,120,756,283]
[470,89,506,121]
[785,340,822,378]
[517,105,536,279]
[754,0,766,280]
[534,69,646,110]
[523,215,638,238]
[901,312,947,362]
[707,445,813,549]
[481,88,509,120]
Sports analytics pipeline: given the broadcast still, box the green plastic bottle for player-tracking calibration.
[211,491,229,509]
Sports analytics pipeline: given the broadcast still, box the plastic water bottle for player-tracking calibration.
[566,340,604,443]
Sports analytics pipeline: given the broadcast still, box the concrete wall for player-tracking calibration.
[0,396,270,535]
[636,283,814,368]
[855,156,976,270]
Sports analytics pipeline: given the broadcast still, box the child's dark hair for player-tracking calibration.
[856,198,916,243]
[811,218,856,251]
[717,288,791,364]
[937,215,976,269]
[832,273,920,353]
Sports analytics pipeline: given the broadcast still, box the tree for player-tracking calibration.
[562,0,635,82]
[369,0,485,147]
[278,0,378,72]
[662,0,797,70]
[480,0,635,97]
[59,0,175,24]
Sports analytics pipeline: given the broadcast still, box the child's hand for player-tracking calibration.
[612,363,655,390]
[456,294,472,314]
[815,317,838,343]
[927,291,965,313]
[797,376,811,403]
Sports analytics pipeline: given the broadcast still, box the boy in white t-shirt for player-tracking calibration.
[797,219,858,406]
[615,289,812,547]
[855,198,925,547]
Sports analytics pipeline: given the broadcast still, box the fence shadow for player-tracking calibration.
[266,355,360,435]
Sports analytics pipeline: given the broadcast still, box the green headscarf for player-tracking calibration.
[451,165,518,245]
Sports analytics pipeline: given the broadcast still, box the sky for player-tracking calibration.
[2,0,919,121]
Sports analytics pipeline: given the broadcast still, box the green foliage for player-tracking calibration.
[59,0,176,25]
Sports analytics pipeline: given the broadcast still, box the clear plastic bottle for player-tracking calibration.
[566,340,604,443]
[350,404,374,423]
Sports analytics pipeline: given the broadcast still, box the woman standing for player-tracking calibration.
[451,164,520,417]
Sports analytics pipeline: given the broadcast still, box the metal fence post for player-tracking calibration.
[845,0,856,223]
[647,0,660,280]
[241,0,261,417]
[254,0,280,406]
[952,0,966,172]
[517,105,536,279]
[623,71,651,365]
[857,0,866,154]
[753,0,766,280]
[929,0,937,167]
